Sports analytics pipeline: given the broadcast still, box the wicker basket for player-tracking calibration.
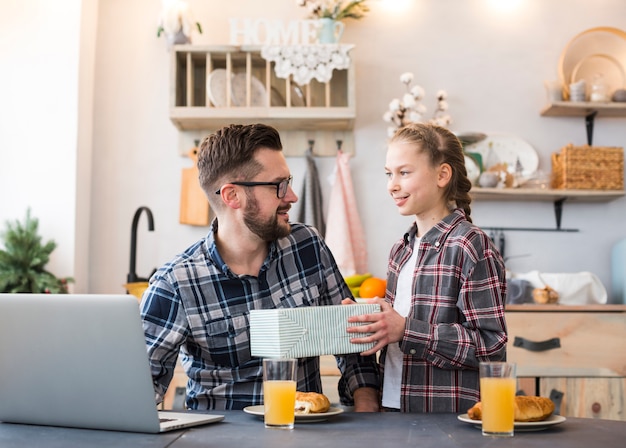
[551,144,624,190]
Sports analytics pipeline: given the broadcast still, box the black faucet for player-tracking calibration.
[127,206,155,284]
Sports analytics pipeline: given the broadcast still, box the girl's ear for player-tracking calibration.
[437,162,453,188]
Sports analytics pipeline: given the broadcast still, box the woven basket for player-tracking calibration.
[551,144,624,190]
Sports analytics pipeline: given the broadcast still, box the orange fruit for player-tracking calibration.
[358,277,387,298]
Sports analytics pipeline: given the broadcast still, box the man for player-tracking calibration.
[140,123,380,411]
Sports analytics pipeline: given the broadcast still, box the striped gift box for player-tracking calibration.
[250,304,380,358]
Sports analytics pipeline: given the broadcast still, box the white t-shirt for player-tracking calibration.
[381,237,420,409]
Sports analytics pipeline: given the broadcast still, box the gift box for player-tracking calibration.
[250,304,380,358]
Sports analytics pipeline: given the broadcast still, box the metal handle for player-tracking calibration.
[513,336,561,352]
[550,389,564,415]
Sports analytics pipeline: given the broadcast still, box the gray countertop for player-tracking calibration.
[1,410,625,448]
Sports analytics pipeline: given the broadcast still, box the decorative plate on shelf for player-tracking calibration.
[290,84,306,107]
[464,133,539,178]
[464,155,480,185]
[243,405,344,423]
[570,53,626,97]
[206,69,231,107]
[457,413,566,432]
[270,87,286,107]
[231,73,268,107]
[559,26,626,98]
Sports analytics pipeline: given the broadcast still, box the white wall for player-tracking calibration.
[0,0,86,288]
[3,0,626,301]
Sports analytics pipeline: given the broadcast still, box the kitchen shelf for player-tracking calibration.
[471,187,624,231]
[169,44,355,132]
[540,101,626,145]
[470,187,624,202]
[540,101,626,118]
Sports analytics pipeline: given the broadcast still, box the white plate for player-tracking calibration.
[570,53,626,97]
[270,87,286,107]
[464,155,480,185]
[232,73,267,107]
[464,133,539,178]
[457,413,566,432]
[206,69,231,107]
[291,84,306,107]
[559,27,626,98]
[243,405,344,423]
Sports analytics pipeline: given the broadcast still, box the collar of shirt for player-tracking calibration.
[401,208,466,251]
[205,218,279,277]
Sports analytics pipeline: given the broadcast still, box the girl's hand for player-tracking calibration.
[346,298,406,356]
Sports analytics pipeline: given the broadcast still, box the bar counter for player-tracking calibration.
[1,410,625,448]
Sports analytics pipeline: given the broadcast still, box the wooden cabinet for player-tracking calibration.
[506,304,626,420]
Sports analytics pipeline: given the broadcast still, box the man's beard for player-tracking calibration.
[243,194,291,241]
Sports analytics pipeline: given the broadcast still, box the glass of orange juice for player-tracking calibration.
[479,362,516,437]
[262,358,297,429]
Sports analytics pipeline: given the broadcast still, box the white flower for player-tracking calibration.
[408,110,423,122]
[383,72,452,133]
[402,93,416,108]
[158,0,202,45]
[388,98,401,111]
[400,72,414,85]
[410,85,425,100]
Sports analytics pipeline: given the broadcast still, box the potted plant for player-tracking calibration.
[0,209,73,293]
[297,0,370,43]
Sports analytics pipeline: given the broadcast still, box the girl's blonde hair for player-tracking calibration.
[390,123,473,222]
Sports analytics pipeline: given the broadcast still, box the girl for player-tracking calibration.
[348,123,508,413]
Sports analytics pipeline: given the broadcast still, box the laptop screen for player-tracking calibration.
[0,294,167,432]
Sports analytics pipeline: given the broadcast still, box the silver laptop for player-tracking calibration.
[0,293,224,433]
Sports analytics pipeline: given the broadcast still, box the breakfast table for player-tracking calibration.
[1,410,625,447]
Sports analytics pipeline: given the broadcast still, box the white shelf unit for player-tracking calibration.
[169,45,356,133]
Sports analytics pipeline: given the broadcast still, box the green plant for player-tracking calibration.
[298,0,370,21]
[0,209,73,293]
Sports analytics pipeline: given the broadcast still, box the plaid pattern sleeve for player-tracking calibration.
[385,209,507,413]
[140,221,378,411]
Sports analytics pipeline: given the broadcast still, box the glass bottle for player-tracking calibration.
[590,73,608,102]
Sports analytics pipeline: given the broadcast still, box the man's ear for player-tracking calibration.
[437,163,452,188]
[217,185,243,209]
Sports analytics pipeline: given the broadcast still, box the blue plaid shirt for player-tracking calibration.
[140,220,380,410]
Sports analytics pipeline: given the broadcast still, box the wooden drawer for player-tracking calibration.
[505,305,626,420]
[540,377,626,421]
[506,307,626,377]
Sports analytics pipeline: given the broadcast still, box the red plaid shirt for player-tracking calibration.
[382,209,508,413]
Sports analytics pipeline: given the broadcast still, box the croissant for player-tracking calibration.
[294,391,331,414]
[467,396,555,422]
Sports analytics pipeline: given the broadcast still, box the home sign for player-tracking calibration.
[229,18,319,45]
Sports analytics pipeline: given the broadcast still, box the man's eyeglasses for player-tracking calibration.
[215,175,293,199]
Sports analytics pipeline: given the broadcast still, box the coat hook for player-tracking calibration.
[336,140,343,152]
